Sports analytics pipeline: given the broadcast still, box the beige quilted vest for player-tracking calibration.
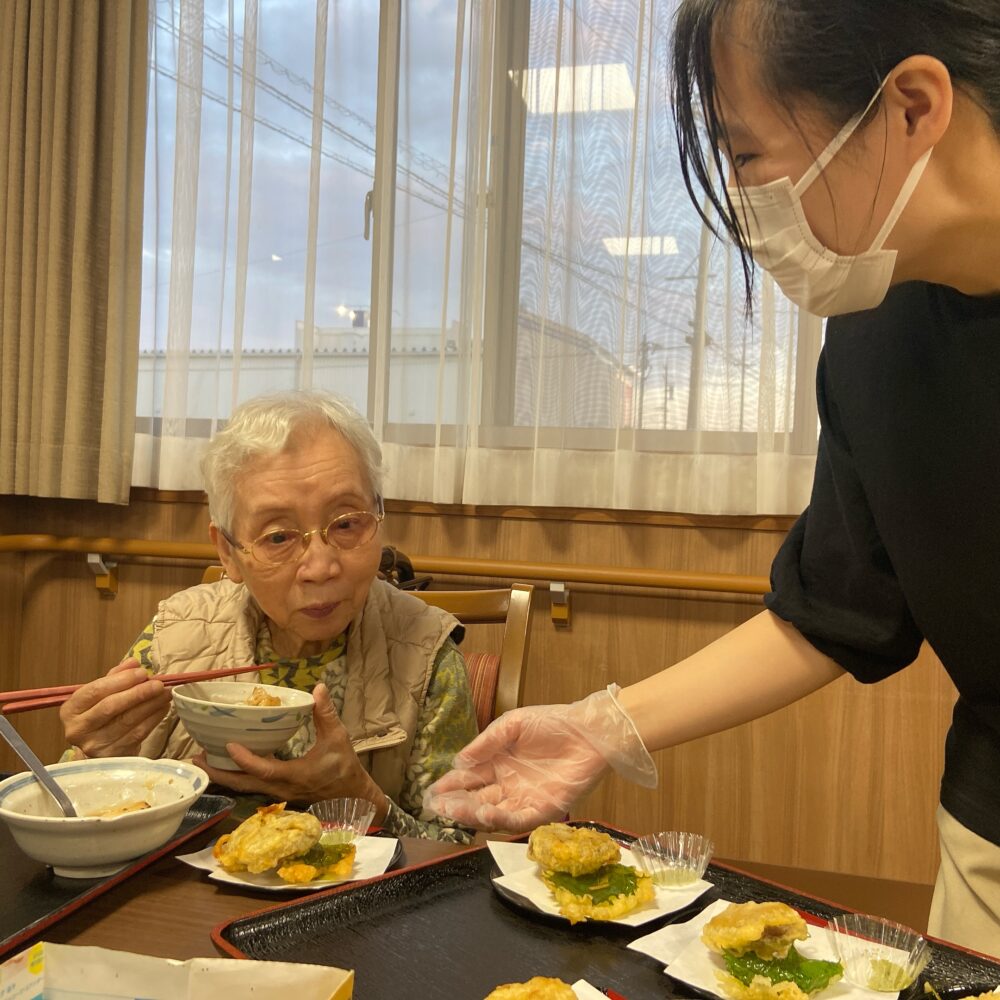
[138,578,459,801]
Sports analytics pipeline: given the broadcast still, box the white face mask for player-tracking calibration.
[726,83,933,317]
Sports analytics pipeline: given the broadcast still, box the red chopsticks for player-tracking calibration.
[0,664,266,715]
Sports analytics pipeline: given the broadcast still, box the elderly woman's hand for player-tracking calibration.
[59,659,173,758]
[193,683,389,820]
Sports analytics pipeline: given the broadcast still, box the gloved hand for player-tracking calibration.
[424,684,657,832]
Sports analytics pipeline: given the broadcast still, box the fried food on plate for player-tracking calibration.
[702,901,808,959]
[542,863,655,924]
[277,841,357,884]
[527,822,620,876]
[483,977,577,999]
[716,973,812,1000]
[703,902,843,1000]
[213,802,322,874]
[527,822,653,924]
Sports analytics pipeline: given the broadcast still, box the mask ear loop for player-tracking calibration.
[866,147,933,252]
[792,78,891,196]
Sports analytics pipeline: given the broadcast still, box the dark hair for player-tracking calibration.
[671,0,1000,304]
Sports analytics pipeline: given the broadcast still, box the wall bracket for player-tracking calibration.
[87,552,118,597]
[550,581,570,628]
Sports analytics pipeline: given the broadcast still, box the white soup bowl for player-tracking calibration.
[0,756,207,878]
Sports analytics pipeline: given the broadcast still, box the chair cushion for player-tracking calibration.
[464,651,501,732]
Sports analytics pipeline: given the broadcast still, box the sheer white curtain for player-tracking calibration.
[135,0,379,489]
[136,0,820,517]
[381,0,822,515]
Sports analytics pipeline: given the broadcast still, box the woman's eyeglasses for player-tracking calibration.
[222,498,384,567]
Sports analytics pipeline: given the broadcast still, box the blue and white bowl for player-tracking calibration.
[171,680,314,770]
[0,756,207,877]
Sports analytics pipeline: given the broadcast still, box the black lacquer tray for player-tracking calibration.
[214,822,1000,1000]
[2,792,234,957]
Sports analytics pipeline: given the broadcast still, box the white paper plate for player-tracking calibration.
[488,839,712,928]
[662,905,896,1000]
[177,834,400,892]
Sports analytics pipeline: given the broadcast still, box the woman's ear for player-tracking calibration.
[886,55,953,151]
[209,523,244,584]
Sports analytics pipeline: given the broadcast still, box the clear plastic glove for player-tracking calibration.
[424,684,657,832]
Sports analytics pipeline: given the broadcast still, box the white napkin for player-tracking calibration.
[488,839,713,928]
[628,897,733,965]
[176,834,398,892]
[665,914,897,1000]
[572,981,608,999]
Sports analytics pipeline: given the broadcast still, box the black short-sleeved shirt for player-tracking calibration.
[766,281,1000,845]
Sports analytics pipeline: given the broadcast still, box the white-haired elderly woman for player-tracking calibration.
[59,391,479,843]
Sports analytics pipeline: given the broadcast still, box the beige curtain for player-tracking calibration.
[0,0,147,504]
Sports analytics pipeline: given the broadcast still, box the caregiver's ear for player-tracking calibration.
[883,55,953,149]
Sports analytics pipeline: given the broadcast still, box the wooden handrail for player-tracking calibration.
[0,534,770,596]
[409,555,769,596]
[0,534,217,560]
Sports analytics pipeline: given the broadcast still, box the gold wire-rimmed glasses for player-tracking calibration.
[221,497,385,567]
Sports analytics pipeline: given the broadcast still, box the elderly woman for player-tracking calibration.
[60,391,478,843]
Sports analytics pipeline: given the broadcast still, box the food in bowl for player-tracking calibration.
[170,680,314,770]
[0,757,207,878]
[632,830,714,887]
[484,977,576,999]
[702,901,843,1000]
[527,822,654,924]
[828,913,930,991]
[88,798,152,818]
[244,685,283,707]
[212,802,357,884]
[307,796,377,843]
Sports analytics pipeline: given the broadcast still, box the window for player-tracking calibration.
[137,0,820,515]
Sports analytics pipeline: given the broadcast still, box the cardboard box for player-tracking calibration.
[0,943,353,999]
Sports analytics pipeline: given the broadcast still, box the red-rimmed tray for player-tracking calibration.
[213,821,1000,999]
[1,792,234,957]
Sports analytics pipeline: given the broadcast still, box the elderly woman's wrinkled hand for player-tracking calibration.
[193,683,389,819]
[59,659,172,758]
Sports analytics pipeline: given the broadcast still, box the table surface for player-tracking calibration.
[27,823,936,963]
[30,825,458,961]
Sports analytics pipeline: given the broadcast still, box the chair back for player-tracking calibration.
[201,565,226,585]
[410,585,534,729]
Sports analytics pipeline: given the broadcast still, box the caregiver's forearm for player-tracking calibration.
[619,610,845,753]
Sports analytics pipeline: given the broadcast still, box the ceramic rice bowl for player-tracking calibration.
[171,680,314,770]
[0,757,207,877]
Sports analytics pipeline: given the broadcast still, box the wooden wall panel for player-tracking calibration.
[0,493,956,885]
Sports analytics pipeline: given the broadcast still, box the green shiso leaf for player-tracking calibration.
[545,863,639,905]
[722,945,843,995]
[298,841,354,868]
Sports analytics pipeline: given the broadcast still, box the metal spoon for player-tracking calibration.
[0,715,77,816]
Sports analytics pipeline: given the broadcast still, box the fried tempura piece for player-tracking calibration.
[702,901,809,960]
[543,865,655,924]
[527,822,620,876]
[212,802,321,874]
[244,685,282,707]
[717,973,811,1000]
[277,842,357,884]
[483,977,577,1000]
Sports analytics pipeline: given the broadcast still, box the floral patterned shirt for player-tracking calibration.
[126,620,478,843]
